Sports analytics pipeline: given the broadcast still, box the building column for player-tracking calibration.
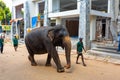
[48,0,52,13]
[108,0,119,20]
[12,6,16,19]
[16,21,18,35]
[44,0,49,26]
[107,0,111,13]
[11,6,16,41]
[24,1,30,38]
[11,22,13,42]
[90,15,96,41]
[105,18,110,39]
[79,0,90,50]
[77,0,80,11]
[108,0,119,40]
[56,17,61,25]
[52,0,60,12]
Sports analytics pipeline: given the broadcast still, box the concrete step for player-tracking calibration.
[87,50,120,60]
[92,47,120,54]
[96,46,117,50]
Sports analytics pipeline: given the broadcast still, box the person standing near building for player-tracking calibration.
[0,31,6,53]
[13,35,18,51]
[117,33,120,52]
[76,38,86,66]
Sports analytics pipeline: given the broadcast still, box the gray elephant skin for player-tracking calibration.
[25,25,71,72]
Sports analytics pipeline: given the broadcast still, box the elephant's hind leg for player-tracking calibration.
[25,38,37,66]
[28,55,37,66]
[26,43,37,66]
[45,53,52,66]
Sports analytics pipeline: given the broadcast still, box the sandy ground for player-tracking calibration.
[0,43,120,80]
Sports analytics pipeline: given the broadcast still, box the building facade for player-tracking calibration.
[11,0,120,49]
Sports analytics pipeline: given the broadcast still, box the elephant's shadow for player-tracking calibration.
[35,58,74,73]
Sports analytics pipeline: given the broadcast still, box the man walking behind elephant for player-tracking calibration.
[13,35,18,51]
[0,31,6,53]
[76,38,86,66]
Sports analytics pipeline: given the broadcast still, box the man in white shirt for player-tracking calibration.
[0,31,6,53]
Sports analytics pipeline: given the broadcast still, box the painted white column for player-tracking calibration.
[16,21,18,35]
[11,6,15,42]
[13,6,16,19]
[52,0,60,12]
[108,0,119,40]
[11,22,13,43]
[115,0,119,32]
[105,19,110,39]
[24,1,30,38]
[61,18,66,26]
[48,0,52,13]
[37,20,41,27]
[107,0,111,13]
[79,0,90,50]
[90,15,96,41]
[108,0,119,22]
[44,0,49,26]
[77,0,80,11]
[56,17,61,25]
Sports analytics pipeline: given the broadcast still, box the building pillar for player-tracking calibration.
[52,0,60,12]
[79,0,90,50]
[16,21,18,35]
[24,1,30,38]
[37,20,41,27]
[11,6,16,41]
[107,0,111,13]
[44,0,49,26]
[12,6,16,19]
[90,15,96,41]
[105,19,110,39]
[108,0,119,40]
[48,0,52,13]
[56,17,61,25]
[77,0,80,11]
[11,23,13,42]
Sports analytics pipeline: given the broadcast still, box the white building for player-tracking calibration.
[11,0,120,49]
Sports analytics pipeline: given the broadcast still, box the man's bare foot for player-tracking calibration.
[76,62,80,64]
[83,63,87,66]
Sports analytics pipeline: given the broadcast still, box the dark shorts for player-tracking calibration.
[77,51,82,55]
[14,44,18,47]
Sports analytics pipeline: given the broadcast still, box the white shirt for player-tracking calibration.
[0,33,5,39]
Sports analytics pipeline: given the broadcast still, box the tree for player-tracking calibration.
[0,1,11,25]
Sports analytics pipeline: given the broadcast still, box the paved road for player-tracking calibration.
[0,43,120,80]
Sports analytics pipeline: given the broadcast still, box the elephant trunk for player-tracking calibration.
[63,36,71,69]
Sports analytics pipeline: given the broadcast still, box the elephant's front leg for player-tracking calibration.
[44,41,64,72]
[50,46,64,72]
[45,53,52,66]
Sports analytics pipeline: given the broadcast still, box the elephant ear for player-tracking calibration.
[47,29,54,41]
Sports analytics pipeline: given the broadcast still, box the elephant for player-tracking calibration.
[25,24,71,72]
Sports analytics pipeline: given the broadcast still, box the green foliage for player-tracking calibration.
[0,1,11,25]
[0,7,4,20]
